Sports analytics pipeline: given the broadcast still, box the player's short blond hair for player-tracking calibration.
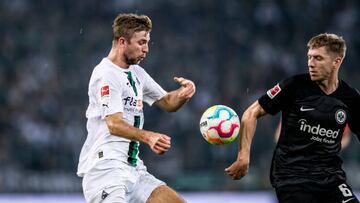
[112,13,152,43]
[307,33,346,58]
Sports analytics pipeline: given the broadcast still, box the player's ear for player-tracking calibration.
[333,56,343,68]
[116,37,127,47]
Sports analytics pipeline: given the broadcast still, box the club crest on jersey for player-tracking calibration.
[267,84,281,99]
[335,109,346,124]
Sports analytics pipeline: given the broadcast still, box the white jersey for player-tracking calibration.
[77,58,167,177]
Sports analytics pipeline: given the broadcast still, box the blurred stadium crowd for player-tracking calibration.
[1,0,360,193]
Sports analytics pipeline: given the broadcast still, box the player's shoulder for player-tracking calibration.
[130,64,146,74]
[339,80,360,98]
[129,65,151,79]
[280,73,310,89]
[93,58,126,77]
[89,58,130,86]
[286,73,310,83]
[91,58,110,75]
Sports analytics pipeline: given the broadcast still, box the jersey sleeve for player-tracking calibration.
[139,69,167,106]
[258,76,296,115]
[98,71,124,119]
[348,89,360,138]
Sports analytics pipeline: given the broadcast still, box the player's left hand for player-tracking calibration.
[225,157,249,180]
[174,77,196,99]
[147,131,171,155]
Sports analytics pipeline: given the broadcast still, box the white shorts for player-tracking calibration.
[82,159,165,203]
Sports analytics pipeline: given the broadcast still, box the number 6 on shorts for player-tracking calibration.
[339,183,353,197]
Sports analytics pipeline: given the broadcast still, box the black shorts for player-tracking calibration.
[275,182,359,203]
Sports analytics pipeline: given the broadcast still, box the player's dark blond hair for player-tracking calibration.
[307,33,346,58]
[112,13,152,44]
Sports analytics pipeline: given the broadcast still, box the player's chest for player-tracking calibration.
[288,95,348,131]
[120,71,144,108]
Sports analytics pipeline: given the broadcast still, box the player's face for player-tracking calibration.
[123,31,150,65]
[307,47,336,82]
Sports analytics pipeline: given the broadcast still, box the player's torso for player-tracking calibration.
[280,93,348,155]
[90,64,146,128]
[79,63,147,173]
[97,66,145,162]
[118,67,145,129]
[273,78,351,187]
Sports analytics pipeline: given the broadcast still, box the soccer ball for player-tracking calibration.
[199,105,240,145]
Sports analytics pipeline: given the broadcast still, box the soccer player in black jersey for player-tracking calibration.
[225,33,360,203]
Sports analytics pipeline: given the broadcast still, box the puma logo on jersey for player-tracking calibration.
[300,106,315,111]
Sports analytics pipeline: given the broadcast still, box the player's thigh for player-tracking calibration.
[275,186,316,203]
[146,185,185,203]
[321,182,359,203]
[101,187,126,203]
[82,160,132,203]
[127,168,165,203]
[85,186,126,203]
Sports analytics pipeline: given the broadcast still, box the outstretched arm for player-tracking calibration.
[341,124,350,150]
[105,112,171,155]
[225,100,267,180]
[155,77,196,112]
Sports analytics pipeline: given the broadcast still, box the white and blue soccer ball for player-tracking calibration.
[199,105,240,145]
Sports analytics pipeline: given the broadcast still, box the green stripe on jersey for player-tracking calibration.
[127,116,140,166]
[126,71,138,96]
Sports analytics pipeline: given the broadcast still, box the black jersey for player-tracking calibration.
[258,73,360,190]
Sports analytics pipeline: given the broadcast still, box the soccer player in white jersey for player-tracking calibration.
[77,13,195,203]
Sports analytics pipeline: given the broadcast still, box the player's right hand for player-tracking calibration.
[224,156,250,180]
[174,76,196,99]
[147,132,171,155]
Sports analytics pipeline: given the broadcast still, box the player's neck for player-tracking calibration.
[317,76,339,95]
[107,48,130,69]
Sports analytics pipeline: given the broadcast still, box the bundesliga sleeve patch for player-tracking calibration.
[266,83,281,99]
[100,85,110,108]
[101,85,110,97]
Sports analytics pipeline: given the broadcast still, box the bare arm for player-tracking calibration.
[155,77,196,112]
[225,100,267,179]
[341,124,350,150]
[274,121,281,143]
[105,112,171,155]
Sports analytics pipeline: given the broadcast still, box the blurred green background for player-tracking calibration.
[0,0,360,193]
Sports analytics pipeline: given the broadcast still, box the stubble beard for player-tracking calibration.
[124,52,140,65]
